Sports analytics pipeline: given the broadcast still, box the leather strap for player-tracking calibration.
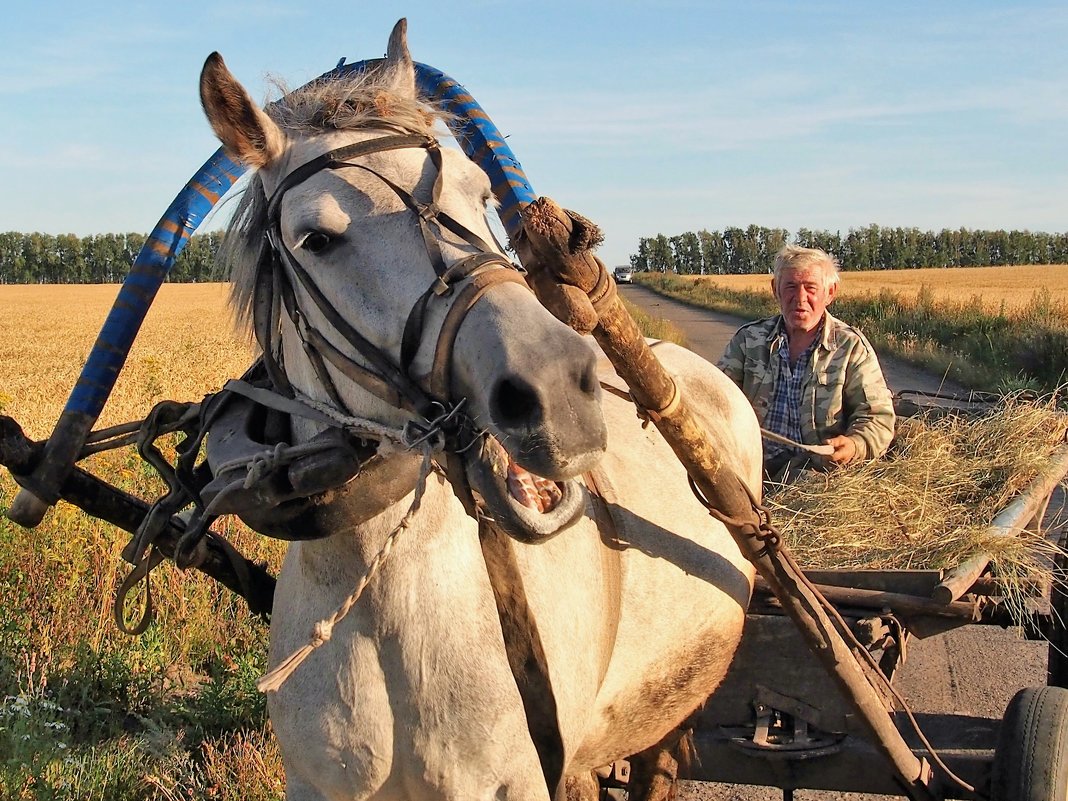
[430,268,531,401]
[478,516,566,800]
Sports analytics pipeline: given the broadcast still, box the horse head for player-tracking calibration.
[199,20,607,542]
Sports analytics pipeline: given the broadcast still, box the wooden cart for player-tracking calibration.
[683,434,1068,800]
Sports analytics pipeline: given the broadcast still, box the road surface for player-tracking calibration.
[617,284,1063,801]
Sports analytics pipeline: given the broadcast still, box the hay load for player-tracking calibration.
[766,394,1068,578]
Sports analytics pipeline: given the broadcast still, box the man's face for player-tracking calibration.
[772,265,837,336]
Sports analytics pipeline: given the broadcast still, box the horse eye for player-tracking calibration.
[302,232,333,254]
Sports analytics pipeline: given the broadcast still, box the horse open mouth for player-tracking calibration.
[463,435,587,544]
[496,439,564,513]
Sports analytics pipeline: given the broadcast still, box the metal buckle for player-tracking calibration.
[416,202,440,222]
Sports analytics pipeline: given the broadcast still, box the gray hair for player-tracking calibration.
[772,245,840,289]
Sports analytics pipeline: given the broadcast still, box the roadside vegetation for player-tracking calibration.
[1,284,284,800]
[636,268,1068,393]
[620,298,687,347]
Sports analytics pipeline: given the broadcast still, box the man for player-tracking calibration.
[718,245,895,478]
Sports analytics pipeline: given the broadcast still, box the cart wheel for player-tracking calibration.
[990,686,1068,801]
[1049,533,1068,688]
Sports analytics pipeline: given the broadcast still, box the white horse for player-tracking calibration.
[200,19,762,801]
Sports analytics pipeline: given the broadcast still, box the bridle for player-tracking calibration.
[254,127,530,450]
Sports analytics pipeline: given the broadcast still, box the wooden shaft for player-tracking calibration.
[0,414,275,618]
[592,301,760,517]
[518,196,935,798]
[754,577,982,620]
[593,298,934,798]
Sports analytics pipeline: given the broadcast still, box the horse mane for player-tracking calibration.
[220,66,446,335]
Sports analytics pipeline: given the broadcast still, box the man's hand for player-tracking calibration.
[825,435,858,465]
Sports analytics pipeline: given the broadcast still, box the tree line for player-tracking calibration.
[630,225,1068,275]
[4,224,1068,284]
[0,231,223,284]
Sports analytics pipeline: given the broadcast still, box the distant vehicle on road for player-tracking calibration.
[614,267,633,284]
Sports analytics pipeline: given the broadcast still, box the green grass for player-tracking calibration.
[620,297,688,346]
[0,444,286,800]
[637,272,1068,393]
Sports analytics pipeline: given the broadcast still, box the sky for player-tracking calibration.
[2,1,1066,268]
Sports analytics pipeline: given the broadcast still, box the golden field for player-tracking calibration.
[0,283,285,799]
[676,263,1068,309]
[2,270,1063,434]
[0,283,254,440]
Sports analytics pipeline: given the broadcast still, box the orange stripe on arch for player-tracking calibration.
[155,218,184,237]
[190,180,222,205]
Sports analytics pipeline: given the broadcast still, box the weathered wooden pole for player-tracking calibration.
[516,197,938,801]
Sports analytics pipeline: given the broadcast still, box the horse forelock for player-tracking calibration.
[262,68,440,136]
[220,175,267,335]
[220,67,449,336]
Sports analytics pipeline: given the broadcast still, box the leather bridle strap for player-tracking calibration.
[276,245,425,412]
[265,133,433,224]
[264,130,522,428]
[429,268,530,404]
[401,252,521,377]
[477,517,566,798]
[352,144,500,263]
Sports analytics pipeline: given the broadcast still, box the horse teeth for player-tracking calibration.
[507,462,562,513]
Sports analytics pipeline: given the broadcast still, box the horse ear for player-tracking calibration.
[383,18,417,100]
[199,52,286,168]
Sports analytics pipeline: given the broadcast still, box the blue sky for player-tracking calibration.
[2,1,1066,268]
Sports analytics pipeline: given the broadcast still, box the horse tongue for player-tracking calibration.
[506,460,563,513]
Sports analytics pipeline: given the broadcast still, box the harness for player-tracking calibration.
[112,126,551,625]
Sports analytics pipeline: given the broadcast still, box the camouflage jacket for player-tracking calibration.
[718,312,896,462]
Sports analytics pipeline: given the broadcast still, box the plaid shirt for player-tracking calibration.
[762,335,817,461]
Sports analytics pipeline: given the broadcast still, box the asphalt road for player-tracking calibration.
[617,284,1063,801]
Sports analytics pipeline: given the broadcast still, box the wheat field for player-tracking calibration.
[676,263,1068,309]
[0,284,255,440]
[3,269,1063,434]
[0,284,286,798]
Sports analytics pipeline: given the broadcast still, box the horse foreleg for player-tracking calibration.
[564,771,600,801]
[626,726,692,801]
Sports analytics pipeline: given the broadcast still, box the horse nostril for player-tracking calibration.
[577,358,599,397]
[492,376,543,429]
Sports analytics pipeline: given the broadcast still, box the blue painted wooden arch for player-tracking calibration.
[66,59,535,420]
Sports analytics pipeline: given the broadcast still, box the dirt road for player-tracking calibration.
[618,284,1061,801]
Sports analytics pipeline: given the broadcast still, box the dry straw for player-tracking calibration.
[766,394,1068,585]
